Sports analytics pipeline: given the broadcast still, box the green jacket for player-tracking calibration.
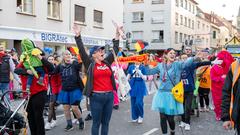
[20,39,42,69]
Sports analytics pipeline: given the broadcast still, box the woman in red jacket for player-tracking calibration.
[14,53,54,135]
[45,55,62,130]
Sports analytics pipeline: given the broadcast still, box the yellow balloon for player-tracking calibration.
[31,48,42,56]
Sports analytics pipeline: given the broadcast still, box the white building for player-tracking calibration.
[124,0,198,51]
[0,0,123,55]
[194,8,211,49]
[237,6,240,32]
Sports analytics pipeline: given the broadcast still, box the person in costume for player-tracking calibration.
[14,46,54,135]
[51,50,85,131]
[145,48,194,135]
[127,61,147,123]
[20,39,45,91]
[179,51,212,131]
[74,24,120,135]
[210,51,234,121]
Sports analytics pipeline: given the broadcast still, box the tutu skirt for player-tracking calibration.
[57,88,83,105]
[152,90,183,115]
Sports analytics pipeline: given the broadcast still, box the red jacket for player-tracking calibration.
[16,60,53,96]
[49,74,62,94]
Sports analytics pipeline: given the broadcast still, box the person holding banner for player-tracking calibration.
[127,61,147,124]
[73,24,120,135]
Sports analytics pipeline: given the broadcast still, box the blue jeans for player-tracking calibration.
[0,83,9,100]
[27,67,45,87]
[90,92,113,135]
[131,96,144,120]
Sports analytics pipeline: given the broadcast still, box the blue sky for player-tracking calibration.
[197,0,239,25]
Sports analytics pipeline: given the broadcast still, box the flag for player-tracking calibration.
[67,46,82,63]
[134,40,148,52]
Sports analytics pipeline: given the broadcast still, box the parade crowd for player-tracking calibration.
[0,25,239,135]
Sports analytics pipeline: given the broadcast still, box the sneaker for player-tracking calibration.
[79,121,85,130]
[64,125,73,131]
[138,117,143,124]
[184,124,190,131]
[215,117,221,121]
[45,122,52,130]
[199,107,204,112]
[179,121,186,128]
[85,113,92,121]
[51,120,57,128]
[130,119,138,123]
[113,105,119,110]
[205,107,210,112]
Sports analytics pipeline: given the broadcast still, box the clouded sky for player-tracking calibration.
[196,0,240,25]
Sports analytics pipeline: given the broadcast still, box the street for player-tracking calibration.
[46,91,235,135]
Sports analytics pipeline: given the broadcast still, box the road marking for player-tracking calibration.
[142,128,159,135]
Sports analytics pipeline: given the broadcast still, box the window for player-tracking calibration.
[152,0,164,4]
[189,3,191,12]
[213,31,216,39]
[192,5,195,14]
[176,0,179,6]
[184,34,187,41]
[206,25,209,30]
[133,0,143,3]
[175,32,179,43]
[202,24,205,30]
[197,21,200,29]
[94,10,103,27]
[16,0,34,14]
[179,15,183,25]
[152,30,164,43]
[180,33,183,43]
[184,17,187,26]
[132,31,143,41]
[74,5,85,23]
[151,11,164,23]
[192,20,194,29]
[175,13,179,25]
[48,0,61,20]
[180,0,183,7]
[132,12,144,22]
[188,19,191,28]
[185,0,187,10]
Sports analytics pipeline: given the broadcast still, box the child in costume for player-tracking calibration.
[210,51,234,121]
[127,61,147,123]
[20,39,45,91]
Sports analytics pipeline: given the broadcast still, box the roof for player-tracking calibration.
[189,0,198,5]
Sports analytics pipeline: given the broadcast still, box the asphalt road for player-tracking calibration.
[45,92,235,135]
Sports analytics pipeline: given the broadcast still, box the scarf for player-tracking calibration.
[0,52,6,64]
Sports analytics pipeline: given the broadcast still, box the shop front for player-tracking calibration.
[0,26,113,56]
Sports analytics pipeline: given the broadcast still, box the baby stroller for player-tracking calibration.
[0,90,28,135]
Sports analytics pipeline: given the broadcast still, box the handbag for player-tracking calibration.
[112,50,131,97]
[165,64,184,103]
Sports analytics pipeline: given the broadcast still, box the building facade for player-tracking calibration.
[237,6,240,32]
[0,0,123,55]
[124,0,198,51]
[194,8,211,49]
